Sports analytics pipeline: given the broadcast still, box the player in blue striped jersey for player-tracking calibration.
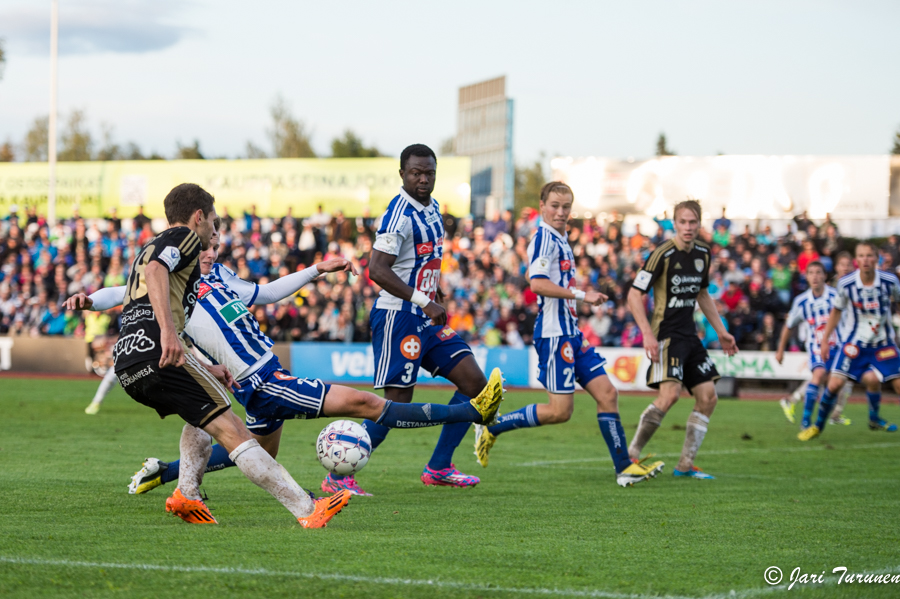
[775,262,839,429]
[474,182,664,487]
[801,242,900,439]
[68,229,503,495]
[323,144,504,496]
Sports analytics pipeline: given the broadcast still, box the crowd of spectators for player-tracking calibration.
[3,201,900,357]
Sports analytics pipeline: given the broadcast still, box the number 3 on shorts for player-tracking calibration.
[401,362,415,383]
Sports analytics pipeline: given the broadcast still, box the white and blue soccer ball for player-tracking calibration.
[316,420,372,476]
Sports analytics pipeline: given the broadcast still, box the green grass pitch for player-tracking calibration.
[1,376,898,598]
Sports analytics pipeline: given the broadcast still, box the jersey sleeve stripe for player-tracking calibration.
[178,230,201,255]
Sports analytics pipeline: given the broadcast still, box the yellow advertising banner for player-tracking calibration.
[0,157,472,219]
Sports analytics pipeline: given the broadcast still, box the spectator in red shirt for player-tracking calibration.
[722,280,744,312]
[797,239,820,274]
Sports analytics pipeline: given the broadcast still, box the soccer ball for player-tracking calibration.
[316,420,372,476]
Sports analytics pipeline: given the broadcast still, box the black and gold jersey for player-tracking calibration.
[114,226,202,371]
[631,239,710,340]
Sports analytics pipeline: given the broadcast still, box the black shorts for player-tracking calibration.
[646,336,719,394]
[116,354,232,428]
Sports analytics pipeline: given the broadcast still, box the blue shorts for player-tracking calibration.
[234,356,331,436]
[809,351,827,372]
[829,342,900,383]
[534,334,607,394]
[371,308,473,389]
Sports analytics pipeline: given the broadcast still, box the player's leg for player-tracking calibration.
[422,354,490,486]
[629,381,680,460]
[800,371,848,440]
[85,367,119,415]
[800,367,827,429]
[829,380,854,426]
[779,381,807,423]
[870,369,897,432]
[671,381,717,479]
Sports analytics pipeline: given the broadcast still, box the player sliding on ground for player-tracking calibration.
[474,182,664,487]
[67,229,504,497]
[89,183,346,528]
[800,241,899,440]
[626,199,738,480]
[322,144,505,496]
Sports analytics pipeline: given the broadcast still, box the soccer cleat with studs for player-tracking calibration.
[473,423,497,468]
[470,368,506,426]
[798,425,820,441]
[165,488,217,524]
[617,455,665,487]
[128,458,169,495]
[868,418,898,432]
[779,398,796,424]
[321,473,372,497]
[421,464,479,487]
[298,490,351,528]
[672,465,715,479]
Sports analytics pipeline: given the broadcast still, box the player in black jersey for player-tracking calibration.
[626,199,737,480]
[104,183,349,527]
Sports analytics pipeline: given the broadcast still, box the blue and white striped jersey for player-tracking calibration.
[528,219,577,338]
[785,286,839,355]
[834,270,900,348]
[183,263,273,380]
[372,187,444,317]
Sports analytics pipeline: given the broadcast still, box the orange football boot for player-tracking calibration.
[165,488,218,524]
[298,490,351,529]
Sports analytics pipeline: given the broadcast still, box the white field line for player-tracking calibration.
[1,556,897,599]
[513,442,900,467]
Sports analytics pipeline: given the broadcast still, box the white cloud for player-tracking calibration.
[0,0,195,55]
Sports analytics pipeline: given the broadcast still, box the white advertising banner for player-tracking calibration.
[551,155,890,221]
[529,347,811,391]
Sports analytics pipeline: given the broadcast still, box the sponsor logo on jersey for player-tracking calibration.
[425,211,441,226]
[633,270,652,291]
[560,259,572,271]
[694,258,705,272]
[581,338,591,352]
[219,300,249,324]
[863,300,880,310]
[158,246,181,272]
[668,297,696,308]
[843,344,859,358]
[400,335,422,360]
[876,347,898,361]
[437,327,457,341]
[198,282,213,299]
[118,364,154,387]
[273,371,298,381]
[560,341,575,364]
[416,241,434,256]
[114,329,157,356]
[121,307,154,327]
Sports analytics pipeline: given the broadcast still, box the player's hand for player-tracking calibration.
[775,349,784,365]
[820,344,830,363]
[436,286,446,305]
[423,301,447,326]
[317,258,357,276]
[64,293,93,311]
[719,331,738,357]
[204,363,240,392]
[643,331,660,362]
[584,290,608,306]
[159,329,185,369]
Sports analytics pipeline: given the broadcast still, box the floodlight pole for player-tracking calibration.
[48,0,58,226]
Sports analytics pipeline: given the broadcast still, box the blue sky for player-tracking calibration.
[0,0,897,162]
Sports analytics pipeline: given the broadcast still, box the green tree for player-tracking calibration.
[0,139,13,162]
[268,95,316,158]
[245,141,267,159]
[331,130,382,158]
[656,132,676,156]
[124,142,146,160]
[95,123,123,161]
[59,109,93,161]
[23,116,48,162]
[176,140,204,159]
[514,156,546,213]
[892,127,900,155]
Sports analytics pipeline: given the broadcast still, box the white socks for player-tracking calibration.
[178,425,213,500]
[229,439,315,519]
[629,404,666,460]
[91,368,119,405]
[676,411,710,472]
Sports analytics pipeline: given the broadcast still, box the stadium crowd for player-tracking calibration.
[2,202,900,354]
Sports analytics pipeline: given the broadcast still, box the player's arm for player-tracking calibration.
[530,278,606,305]
[774,323,795,364]
[626,285,658,359]
[697,288,737,356]
[369,249,446,326]
[819,307,843,362]
[64,286,126,311]
[249,259,355,305]
[144,260,183,368]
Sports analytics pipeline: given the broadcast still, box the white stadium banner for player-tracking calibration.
[529,347,812,391]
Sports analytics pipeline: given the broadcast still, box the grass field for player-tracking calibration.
[1,376,898,599]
